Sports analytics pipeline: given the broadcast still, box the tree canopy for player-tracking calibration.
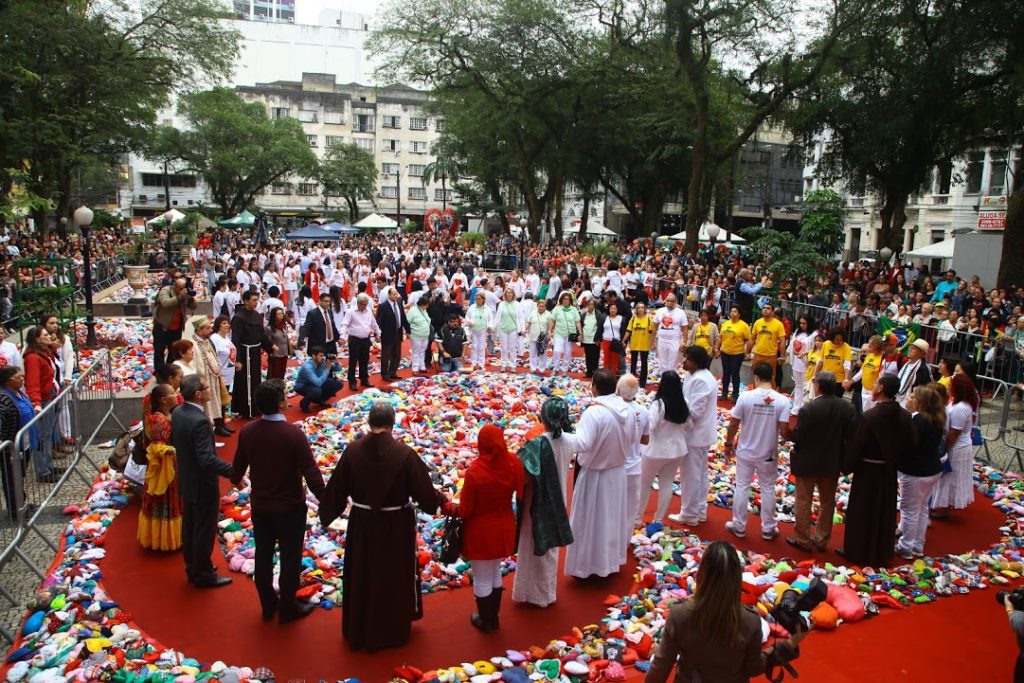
[316,143,378,222]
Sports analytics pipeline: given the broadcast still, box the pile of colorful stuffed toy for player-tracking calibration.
[74,319,154,393]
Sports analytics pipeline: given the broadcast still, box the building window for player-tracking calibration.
[408,164,425,177]
[434,188,452,201]
[324,111,344,125]
[964,151,984,194]
[353,111,374,132]
[380,186,398,198]
[936,160,953,195]
[271,182,292,195]
[382,115,401,128]
[353,137,374,153]
[141,173,196,188]
[988,150,1008,196]
[435,119,445,132]
[298,109,318,123]
[271,107,291,119]
[409,117,427,131]
[306,134,318,147]
[382,163,400,176]
[410,141,428,154]
[408,187,426,200]
[382,139,399,153]
[326,135,345,148]
[298,182,318,196]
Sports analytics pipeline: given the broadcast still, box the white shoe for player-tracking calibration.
[762,527,779,541]
[668,513,698,526]
[725,521,746,538]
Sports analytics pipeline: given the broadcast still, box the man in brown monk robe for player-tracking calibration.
[318,400,448,652]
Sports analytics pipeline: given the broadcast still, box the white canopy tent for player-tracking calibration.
[354,212,399,230]
[146,209,186,225]
[906,238,955,260]
[667,226,745,243]
[584,220,616,237]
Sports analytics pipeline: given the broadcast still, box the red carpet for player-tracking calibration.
[99,363,1014,681]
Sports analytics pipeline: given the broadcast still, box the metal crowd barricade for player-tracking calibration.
[0,349,123,645]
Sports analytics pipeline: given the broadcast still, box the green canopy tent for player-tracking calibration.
[217,210,256,228]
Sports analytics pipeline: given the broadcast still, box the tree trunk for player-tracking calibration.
[441,174,447,212]
[579,193,590,240]
[998,188,1024,288]
[553,177,564,243]
[877,193,908,252]
[30,205,49,241]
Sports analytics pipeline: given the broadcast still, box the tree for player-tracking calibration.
[0,0,239,237]
[789,0,1024,253]
[422,152,463,212]
[316,143,378,222]
[798,188,845,257]
[664,0,871,254]
[155,88,318,217]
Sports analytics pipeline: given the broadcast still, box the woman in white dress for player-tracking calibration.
[283,258,300,311]
[787,315,817,416]
[210,316,237,392]
[931,373,979,517]
[637,371,689,525]
[512,397,576,607]
[43,316,75,454]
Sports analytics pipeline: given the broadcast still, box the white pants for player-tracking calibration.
[498,330,518,368]
[529,340,547,372]
[897,472,940,555]
[518,333,528,356]
[551,336,572,372]
[469,331,487,367]
[791,370,807,415]
[657,338,680,373]
[471,558,503,597]
[731,457,778,535]
[410,337,430,372]
[625,472,641,534]
[638,457,685,523]
[680,443,712,522]
[861,392,875,413]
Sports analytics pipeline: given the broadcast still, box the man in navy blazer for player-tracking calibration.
[298,292,341,356]
[172,374,234,588]
[376,286,410,381]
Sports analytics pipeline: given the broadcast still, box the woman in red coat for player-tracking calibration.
[22,326,61,483]
[444,423,523,632]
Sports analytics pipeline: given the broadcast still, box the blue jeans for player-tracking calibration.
[720,353,743,398]
[440,356,462,372]
[297,378,343,405]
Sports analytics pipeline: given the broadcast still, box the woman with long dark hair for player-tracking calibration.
[137,383,182,551]
[645,541,804,682]
[264,307,290,380]
[22,326,61,483]
[637,371,689,525]
[931,372,979,518]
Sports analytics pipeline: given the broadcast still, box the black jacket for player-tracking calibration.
[791,394,858,478]
[376,299,411,344]
[172,403,232,503]
[298,306,341,350]
[897,414,944,477]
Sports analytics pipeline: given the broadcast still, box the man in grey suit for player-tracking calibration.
[172,374,233,588]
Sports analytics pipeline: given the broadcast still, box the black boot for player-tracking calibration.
[214,418,232,437]
[470,593,494,633]
[220,412,235,433]
[489,586,503,631]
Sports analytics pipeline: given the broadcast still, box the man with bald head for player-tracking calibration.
[617,373,650,535]
[152,276,197,371]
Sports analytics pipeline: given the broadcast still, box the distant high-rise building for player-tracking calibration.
[233,0,296,23]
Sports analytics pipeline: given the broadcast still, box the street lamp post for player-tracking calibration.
[704,221,721,263]
[74,206,97,349]
[163,209,175,267]
[519,217,528,270]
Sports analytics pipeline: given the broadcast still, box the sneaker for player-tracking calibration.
[667,513,698,526]
[725,521,746,538]
[894,546,914,561]
[762,527,780,541]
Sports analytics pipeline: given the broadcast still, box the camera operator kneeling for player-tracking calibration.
[645,541,807,683]
[294,347,343,414]
[1000,588,1024,682]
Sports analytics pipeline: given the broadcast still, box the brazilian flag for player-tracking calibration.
[878,317,922,356]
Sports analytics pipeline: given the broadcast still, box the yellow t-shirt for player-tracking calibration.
[751,317,786,357]
[806,350,821,381]
[692,322,715,352]
[720,319,751,355]
[938,375,952,390]
[860,352,882,390]
[820,340,852,377]
[627,314,653,352]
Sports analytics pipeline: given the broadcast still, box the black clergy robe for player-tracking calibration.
[230,308,270,419]
[318,431,445,652]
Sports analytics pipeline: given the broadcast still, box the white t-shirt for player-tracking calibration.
[605,270,623,295]
[646,400,688,460]
[946,401,975,450]
[624,401,650,475]
[731,387,791,461]
[0,341,22,369]
[655,306,689,342]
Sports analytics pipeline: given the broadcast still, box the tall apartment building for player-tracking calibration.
[234,73,448,221]
[803,139,1020,261]
[233,0,296,23]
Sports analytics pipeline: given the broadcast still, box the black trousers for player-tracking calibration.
[721,352,744,398]
[631,350,650,386]
[380,338,402,378]
[152,323,182,371]
[252,507,306,614]
[583,343,600,377]
[347,336,371,384]
[182,496,219,583]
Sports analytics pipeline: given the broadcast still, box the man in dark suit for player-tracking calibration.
[376,285,410,381]
[173,374,234,588]
[298,292,341,356]
[787,371,858,552]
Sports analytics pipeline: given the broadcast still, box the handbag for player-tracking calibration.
[970,425,983,446]
[439,515,463,564]
[219,377,231,406]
